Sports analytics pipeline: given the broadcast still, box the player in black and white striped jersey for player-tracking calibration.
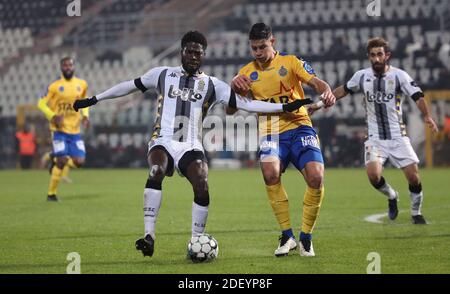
[73,31,311,257]
[310,37,438,224]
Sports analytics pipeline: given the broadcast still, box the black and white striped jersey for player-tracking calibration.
[345,66,424,140]
[133,66,284,143]
[134,66,234,142]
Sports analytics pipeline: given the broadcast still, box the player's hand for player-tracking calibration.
[282,98,313,112]
[73,96,98,111]
[82,116,90,130]
[307,101,324,116]
[231,75,252,96]
[425,116,438,133]
[51,115,63,129]
[321,89,336,107]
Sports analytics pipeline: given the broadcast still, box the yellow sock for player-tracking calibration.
[301,186,325,234]
[48,166,63,195]
[266,182,291,231]
[62,164,70,178]
[66,158,77,168]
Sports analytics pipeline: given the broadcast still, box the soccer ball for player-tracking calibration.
[187,233,219,263]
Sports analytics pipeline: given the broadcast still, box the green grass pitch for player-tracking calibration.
[0,168,449,274]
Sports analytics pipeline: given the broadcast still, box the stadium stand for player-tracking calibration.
[0,0,97,35]
[0,0,449,168]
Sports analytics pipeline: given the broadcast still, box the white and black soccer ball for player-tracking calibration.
[187,233,219,263]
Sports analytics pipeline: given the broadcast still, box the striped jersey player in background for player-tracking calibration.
[310,37,438,224]
[231,23,336,257]
[73,31,311,257]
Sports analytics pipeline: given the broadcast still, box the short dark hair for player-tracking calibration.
[367,37,391,53]
[181,31,207,50]
[249,23,272,40]
[60,56,73,65]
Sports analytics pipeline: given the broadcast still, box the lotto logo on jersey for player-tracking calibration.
[301,135,320,149]
[168,85,203,102]
[366,91,395,103]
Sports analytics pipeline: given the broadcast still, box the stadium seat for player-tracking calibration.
[1,0,448,174]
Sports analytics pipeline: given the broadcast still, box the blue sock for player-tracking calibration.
[300,231,312,241]
[282,229,294,239]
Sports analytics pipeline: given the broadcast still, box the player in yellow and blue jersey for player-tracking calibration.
[37,57,90,202]
[231,23,335,257]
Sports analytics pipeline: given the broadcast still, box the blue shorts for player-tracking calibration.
[52,131,86,158]
[259,126,324,171]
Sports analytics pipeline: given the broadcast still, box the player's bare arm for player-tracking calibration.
[415,97,439,133]
[308,85,349,115]
[306,77,336,107]
[231,74,252,96]
[332,85,349,101]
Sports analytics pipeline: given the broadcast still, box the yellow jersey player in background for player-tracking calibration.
[231,23,335,257]
[37,57,90,201]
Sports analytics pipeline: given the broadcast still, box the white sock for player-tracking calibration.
[192,202,208,237]
[410,191,423,216]
[144,188,162,238]
[377,182,397,200]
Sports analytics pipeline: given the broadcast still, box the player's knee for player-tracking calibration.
[73,158,85,167]
[56,157,68,169]
[367,172,381,186]
[148,164,166,182]
[263,172,280,186]
[306,173,323,189]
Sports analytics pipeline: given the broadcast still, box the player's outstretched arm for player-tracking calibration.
[233,94,312,113]
[73,80,139,111]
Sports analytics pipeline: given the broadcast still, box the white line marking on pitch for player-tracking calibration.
[364,210,410,224]
[364,212,388,224]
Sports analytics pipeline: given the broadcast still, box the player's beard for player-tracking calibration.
[182,61,200,76]
[62,70,74,80]
[371,61,386,75]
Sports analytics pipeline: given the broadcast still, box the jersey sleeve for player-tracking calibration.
[345,70,364,94]
[399,70,424,101]
[134,67,166,93]
[212,77,283,113]
[292,56,316,83]
[37,83,56,120]
[211,77,233,107]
